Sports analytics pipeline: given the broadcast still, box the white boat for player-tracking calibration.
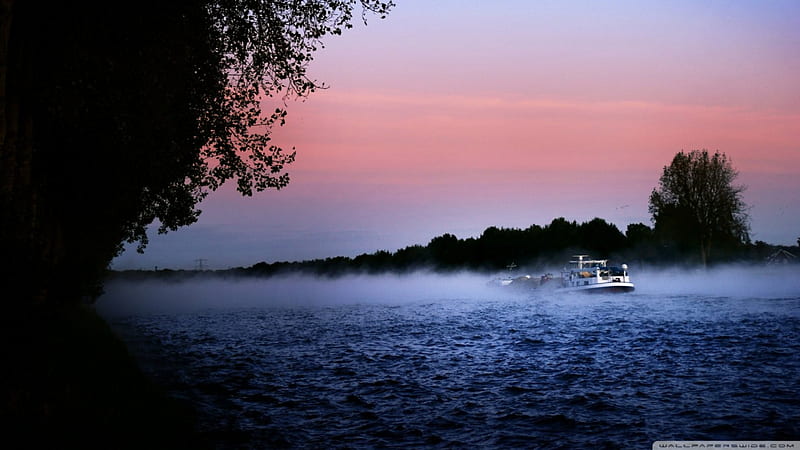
[556,255,634,293]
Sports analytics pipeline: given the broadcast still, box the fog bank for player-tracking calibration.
[634,264,800,299]
[96,271,501,317]
[96,265,800,318]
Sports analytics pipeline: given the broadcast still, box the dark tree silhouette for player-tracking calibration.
[578,218,626,256]
[625,223,654,246]
[648,149,750,266]
[0,1,392,307]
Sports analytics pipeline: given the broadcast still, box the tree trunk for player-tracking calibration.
[1,1,70,308]
[699,238,711,268]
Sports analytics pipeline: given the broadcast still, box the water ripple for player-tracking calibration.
[109,292,800,448]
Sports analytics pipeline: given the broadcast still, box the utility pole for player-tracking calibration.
[194,258,208,271]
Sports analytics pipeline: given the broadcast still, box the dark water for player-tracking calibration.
[98,269,800,448]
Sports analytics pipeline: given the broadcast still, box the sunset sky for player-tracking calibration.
[114,0,800,269]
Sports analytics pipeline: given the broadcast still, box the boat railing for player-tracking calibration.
[568,255,608,269]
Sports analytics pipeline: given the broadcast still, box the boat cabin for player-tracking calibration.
[560,255,633,291]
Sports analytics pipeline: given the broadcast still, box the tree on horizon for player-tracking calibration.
[648,149,750,266]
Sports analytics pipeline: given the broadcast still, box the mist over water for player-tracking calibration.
[97,271,502,317]
[97,266,800,448]
[636,264,800,299]
[98,265,800,316]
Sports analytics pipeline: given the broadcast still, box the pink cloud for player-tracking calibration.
[268,90,799,182]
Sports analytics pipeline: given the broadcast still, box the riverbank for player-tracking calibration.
[0,304,202,448]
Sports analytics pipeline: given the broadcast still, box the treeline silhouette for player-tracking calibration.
[117,217,796,280]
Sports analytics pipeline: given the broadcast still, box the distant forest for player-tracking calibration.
[115,217,799,279]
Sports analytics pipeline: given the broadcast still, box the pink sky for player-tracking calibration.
[114,0,800,269]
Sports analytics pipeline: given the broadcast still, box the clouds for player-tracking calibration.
[275,88,799,179]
